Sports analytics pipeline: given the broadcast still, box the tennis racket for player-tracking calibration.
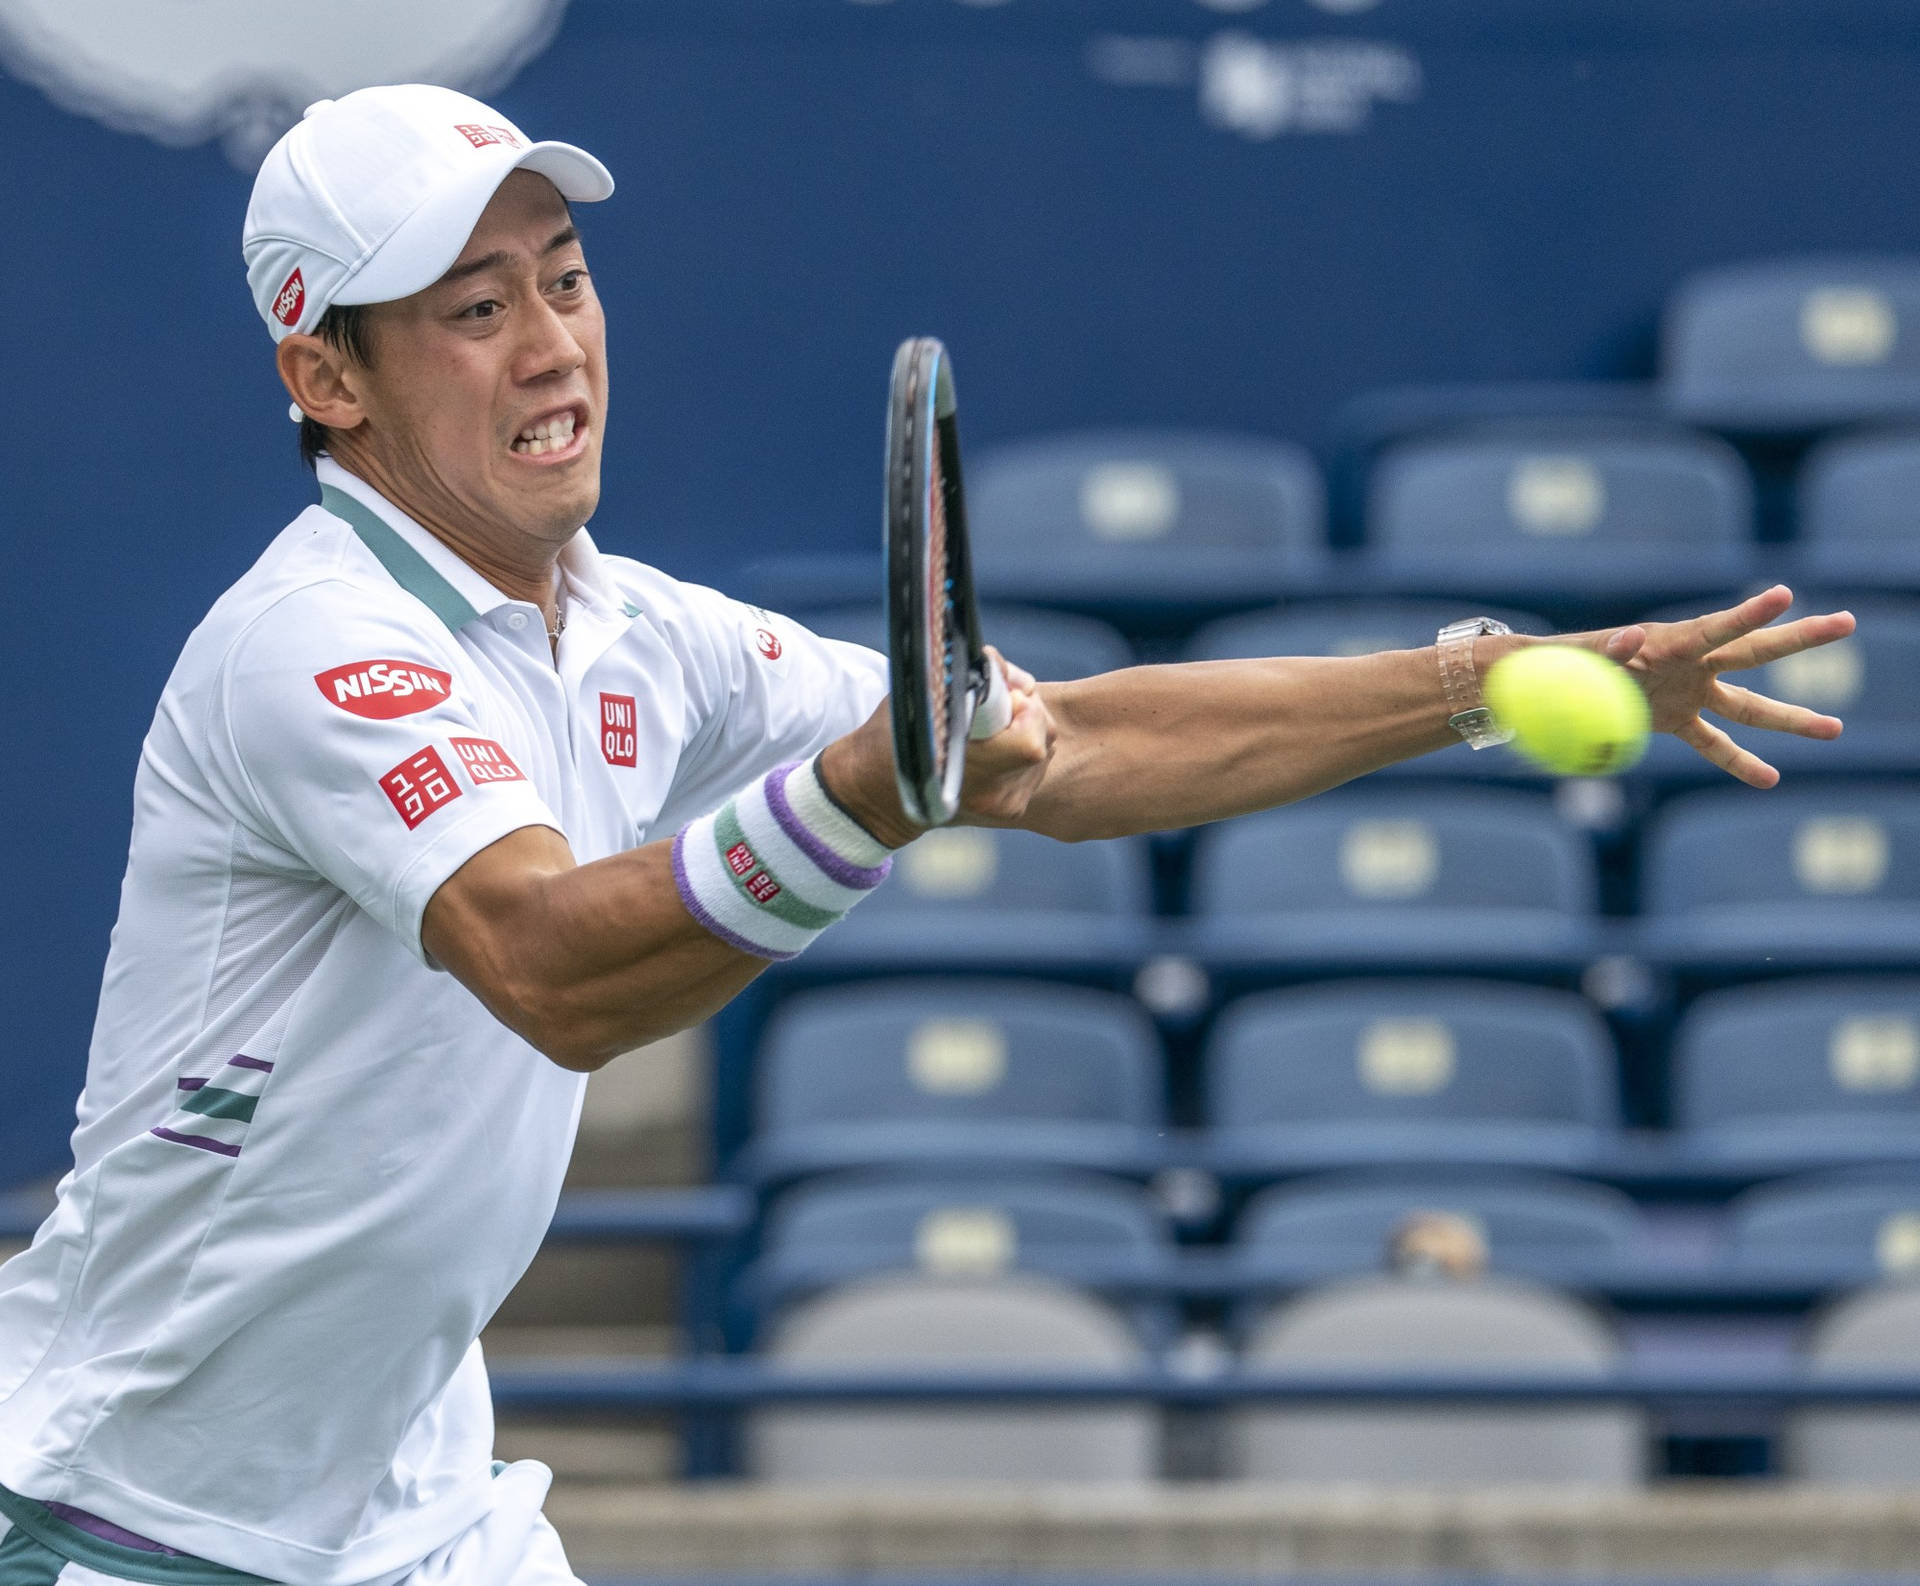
[885,336,1013,828]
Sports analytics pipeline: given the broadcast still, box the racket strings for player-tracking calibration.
[927,440,955,780]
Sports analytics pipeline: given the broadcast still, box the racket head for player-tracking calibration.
[885,336,984,827]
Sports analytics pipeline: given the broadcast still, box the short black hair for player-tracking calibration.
[297,303,376,470]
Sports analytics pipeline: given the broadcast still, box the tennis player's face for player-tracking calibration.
[357,172,608,546]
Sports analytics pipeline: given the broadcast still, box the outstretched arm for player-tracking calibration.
[821,587,1856,847]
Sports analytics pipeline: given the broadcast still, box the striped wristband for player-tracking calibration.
[672,756,894,960]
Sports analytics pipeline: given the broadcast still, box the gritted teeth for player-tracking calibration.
[511,410,581,455]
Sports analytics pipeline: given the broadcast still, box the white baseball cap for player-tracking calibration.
[243,84,614,343]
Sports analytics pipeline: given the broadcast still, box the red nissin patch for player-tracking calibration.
[272,268,305,327]
[450,736,525,785]
[379,747,461,830]
[315,660,454,719]
[600,693,637,767]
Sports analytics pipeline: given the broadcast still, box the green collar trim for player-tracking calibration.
[0,1484,269,1586]
[320,484,481,633]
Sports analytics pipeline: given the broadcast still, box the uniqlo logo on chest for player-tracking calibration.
[379,747,462,830]
[600,693,637,766]
[455,122,524,150]
[272,267,305,327]
[450,736,526,785]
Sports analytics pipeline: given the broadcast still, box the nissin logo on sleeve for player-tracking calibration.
[314,660,455,719]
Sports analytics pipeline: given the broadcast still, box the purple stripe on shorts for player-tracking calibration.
[671,827,797,961]
[765,763,890,890]
[176,1077,206,1091]
[45,1501,180,1555]
[151,1127,241,1158]
[227,1054,274,1072]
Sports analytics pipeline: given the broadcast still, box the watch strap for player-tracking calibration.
[1437,618,1516,750]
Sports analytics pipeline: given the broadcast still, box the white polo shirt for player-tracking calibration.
[0,459,886,1586]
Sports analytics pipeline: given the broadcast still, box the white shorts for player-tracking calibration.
[0,1462,580,1586]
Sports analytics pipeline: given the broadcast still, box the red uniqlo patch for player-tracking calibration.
[272,267,305,327]
[379,747,462,830]
[314,659,454,719]
[600,693,637,767]
[725,842,756,878]
[454,122,524,150]
[745,872,782,904]
[450,736,526,785]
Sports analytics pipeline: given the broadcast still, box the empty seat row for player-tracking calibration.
[737,976,1920,1185]
[803,786,1920,980]
[746,1267,1920,1485]
[740,1167,1920,1324]
[952,419,1920,607]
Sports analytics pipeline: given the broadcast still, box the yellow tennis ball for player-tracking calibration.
[1483,645,1650,777]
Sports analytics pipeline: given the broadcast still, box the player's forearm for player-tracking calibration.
[426,830,768,1070]
[1018,646,1487,841]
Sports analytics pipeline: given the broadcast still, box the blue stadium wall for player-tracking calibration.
[5,0,1919,1179]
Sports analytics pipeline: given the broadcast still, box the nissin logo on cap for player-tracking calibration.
[272,267,305,327]
[455,124,524,150]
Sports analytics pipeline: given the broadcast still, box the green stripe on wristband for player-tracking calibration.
[710,803,842,931]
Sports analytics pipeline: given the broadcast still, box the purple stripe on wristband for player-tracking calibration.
[765,763,892,890]
[670,827,799,962]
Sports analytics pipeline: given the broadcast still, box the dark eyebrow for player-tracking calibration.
[439,227,582,286]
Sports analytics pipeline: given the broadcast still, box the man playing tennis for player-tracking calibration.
[0,84,1852,1586]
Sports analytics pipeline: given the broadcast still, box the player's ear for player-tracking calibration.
[277,333,369,433]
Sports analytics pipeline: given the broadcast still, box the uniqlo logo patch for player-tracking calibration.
[272,267,305,327]
[379,747,462,830]
[600,693,637,766]
[454,122,524,150]
[725,842,757,878]
[450,736,525,785]
[314,659,454,719]
[745,872,782,904]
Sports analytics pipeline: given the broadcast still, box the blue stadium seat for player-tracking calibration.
[1363,423,1753,601]
[1674,980,1920,1172]
[1662,257,1920,431]
[1633,595,1920,780]
[1232,1170,1642,1290]
[738,1171,1178,1342]
[1639,787,1920,970]
[1181,788,1606,972]
[966,430,1327,608]
[1202,979,1620,1176]
[1731,1170,1920,1288]
[1798,431,1920,588]
[809,824,1156,975]
[737,980,1167,1185]
[793,603,1135,682]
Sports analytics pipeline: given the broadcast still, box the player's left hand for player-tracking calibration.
[956,649,1054,825]
[1571,585,1854,788]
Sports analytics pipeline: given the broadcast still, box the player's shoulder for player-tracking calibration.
[184,505,464,682]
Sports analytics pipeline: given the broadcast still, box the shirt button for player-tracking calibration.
[507,611,529,631]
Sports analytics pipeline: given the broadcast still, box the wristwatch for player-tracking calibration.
[1436,617,1516,750]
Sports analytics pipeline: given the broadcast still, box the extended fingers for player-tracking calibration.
[1677,716,1780,789]
[1709,680,1844,739]
[1675,585,1796,661]
[1706,609,1857,673]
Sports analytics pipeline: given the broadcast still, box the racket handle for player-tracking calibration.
[969,657,1013,740]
